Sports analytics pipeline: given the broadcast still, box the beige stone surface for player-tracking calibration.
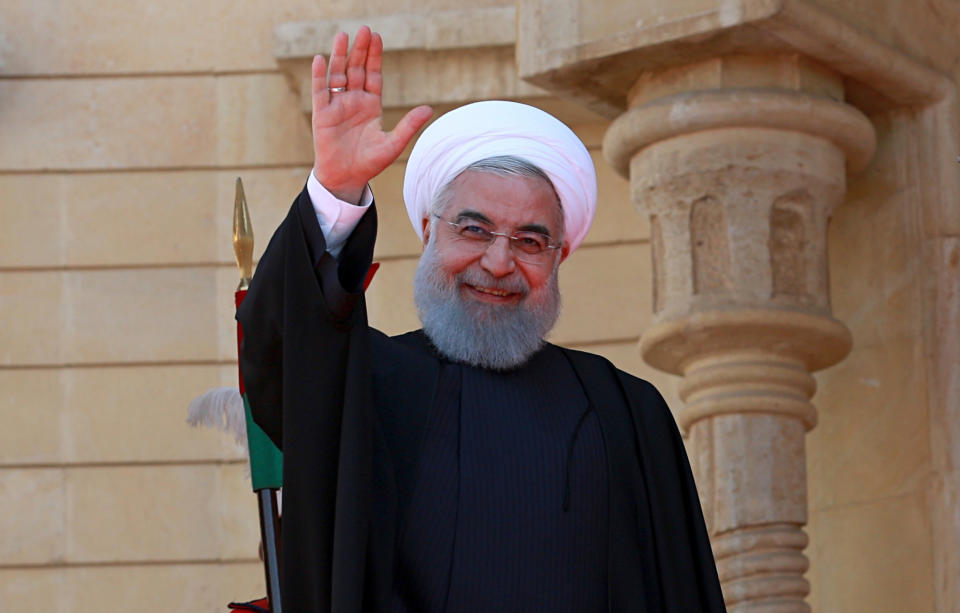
[0,271,62,366]
[553,243,652,344]
[0,569,62,613]
[63,563,265,613]
[708,414,808,531]
[365,257,421,336]
[8,0,513,75]
[829,191,922,346]
[65,464,258,562]
[62,365,246,463]
[382,47,545,108]
[626,54,845,109]
[280,44,547,116]
[805,106,931,513]
[0,175,65,269]
[931,472,960,613]
[2,170,231,269]
[0,468,65,564]
[63,172,219,267]
[808,337,930,510]
[370,162,428,259]
[216,464,267,560]
[1,0,239,74]
[930,236,960,613]
[809,0,960,74]
[217,265,245,362]
[924,77,960,236]
[0,78,217,171]
[0,0,514,75]
[62,267,220,364]
[275,7,516,59]
[578,0,719,44]
[0,267,236,364]
[572,123,610,150]
[521,0,952,119]
[584,150,647,243]
[216,73,314,167]
[0,563,264,613]
[334,0,511,15]
[0,370,64,464]
[518,0,791,117]
[808,490,934,613]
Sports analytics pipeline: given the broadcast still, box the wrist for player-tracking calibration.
[312,168,365,205]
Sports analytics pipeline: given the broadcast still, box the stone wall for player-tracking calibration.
[1,1,957,612]
[807,111,935,611]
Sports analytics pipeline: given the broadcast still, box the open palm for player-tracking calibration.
[312,27,433,204]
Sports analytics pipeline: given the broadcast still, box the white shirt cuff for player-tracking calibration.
[307,170,373,258]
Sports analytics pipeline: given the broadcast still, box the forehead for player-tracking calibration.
[441,170,562,230]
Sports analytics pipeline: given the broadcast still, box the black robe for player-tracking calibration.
[237,187,726,613]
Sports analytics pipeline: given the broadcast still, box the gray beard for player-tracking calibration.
[413,241,562,371]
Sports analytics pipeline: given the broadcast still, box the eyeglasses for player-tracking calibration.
[433,214,562,264]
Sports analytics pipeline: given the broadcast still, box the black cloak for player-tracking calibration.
[237,187,726,613]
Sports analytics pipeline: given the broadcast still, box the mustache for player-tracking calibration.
[457,270,530,296]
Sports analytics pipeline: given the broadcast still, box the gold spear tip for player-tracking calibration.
[233,177,254,290]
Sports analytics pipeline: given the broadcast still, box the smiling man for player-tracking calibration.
[238,27,724,613]
[414,156,567,371]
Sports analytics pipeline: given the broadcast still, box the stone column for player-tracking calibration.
[604,55,876,612]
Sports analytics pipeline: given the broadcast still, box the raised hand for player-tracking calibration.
[312,26,433,204]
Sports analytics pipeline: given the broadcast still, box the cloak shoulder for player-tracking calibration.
[559,347,726,612]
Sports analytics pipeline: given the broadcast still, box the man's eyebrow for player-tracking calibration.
[516,223,552,237]
[453,209,494,225]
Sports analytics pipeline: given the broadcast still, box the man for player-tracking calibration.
[238,26,725,613]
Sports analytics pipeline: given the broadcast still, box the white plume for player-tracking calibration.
[186,386,247,448]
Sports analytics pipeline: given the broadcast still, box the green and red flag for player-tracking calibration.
[233,178,283,613]
[190,178,380,612]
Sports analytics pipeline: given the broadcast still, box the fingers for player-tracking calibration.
[388,105,434,154]
[326,28,379,95]
[346,26,371,91]
[364,32,383,95]
[311,55,328,108]
[326,31,349,90]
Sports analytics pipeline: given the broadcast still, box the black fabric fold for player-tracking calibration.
[237,185,725,613]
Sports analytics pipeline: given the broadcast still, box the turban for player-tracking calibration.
[403,100,598,254]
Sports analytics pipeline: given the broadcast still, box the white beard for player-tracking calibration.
[413,239,562,370]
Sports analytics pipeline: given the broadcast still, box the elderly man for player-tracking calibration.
[238,27,724,613]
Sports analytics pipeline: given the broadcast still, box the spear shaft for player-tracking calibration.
[234,178,283,613]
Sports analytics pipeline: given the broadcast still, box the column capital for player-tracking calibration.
[516,0,950,119]
[642,308,851,377]
[604,87,876,178]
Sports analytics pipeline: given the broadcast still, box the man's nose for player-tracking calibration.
[480,235,517,277]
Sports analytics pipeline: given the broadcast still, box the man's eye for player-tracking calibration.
[459,224,490,238]
[515,233,548,251]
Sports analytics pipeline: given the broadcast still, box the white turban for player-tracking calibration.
[403,100,598,254]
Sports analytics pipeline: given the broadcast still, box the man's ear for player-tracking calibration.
[421,216,431,251]
[559,243,570,264]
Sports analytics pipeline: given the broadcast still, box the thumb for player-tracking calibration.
[387,105,433,155]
